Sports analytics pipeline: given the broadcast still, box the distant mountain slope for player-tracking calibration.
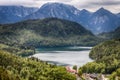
[87,8,120,34]
[0,18,99,47]
[98,26,120,39]
[117,13,120,17]
[77,9,92,26]
[0,6,38,24]
[25,3,80,22]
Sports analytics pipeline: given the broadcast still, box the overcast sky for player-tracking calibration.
[0,0,120,13]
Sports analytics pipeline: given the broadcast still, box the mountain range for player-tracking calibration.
[0,6,38,24]
[86,8,120,34]
[0,3,120,34]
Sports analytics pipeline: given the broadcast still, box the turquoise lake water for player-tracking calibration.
[33,46,93,67]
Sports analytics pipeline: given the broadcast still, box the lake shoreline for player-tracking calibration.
[32,46,93,67]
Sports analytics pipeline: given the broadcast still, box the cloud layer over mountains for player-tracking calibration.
[0,0,119,13]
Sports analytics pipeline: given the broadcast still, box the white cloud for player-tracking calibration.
[0,0,119,13]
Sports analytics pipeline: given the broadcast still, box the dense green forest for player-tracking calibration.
[79,39,120,79]
[0,18,101,47]
[0,41,35,57]
[0,34,76,79]
[0,18,102,80]
[0,18,120,80]
[0,50,76,80]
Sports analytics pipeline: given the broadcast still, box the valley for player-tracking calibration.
[0,2,120,80]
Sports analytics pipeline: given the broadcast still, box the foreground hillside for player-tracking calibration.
[0,36,76,80]
[80,39,120,79]
[0,50,76,80]
[0,18,99,47]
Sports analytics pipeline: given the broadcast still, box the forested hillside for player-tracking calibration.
[0,18,100,47]
[0,41,35,57]
[0,50,76,80]
[80,39,120,79]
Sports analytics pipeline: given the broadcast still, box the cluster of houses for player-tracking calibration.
[82,73,109,80]
[66,66,77,74]
[65,66,109,80]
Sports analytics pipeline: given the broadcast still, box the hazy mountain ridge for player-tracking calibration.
[117,13,120,17]
[25,3,80,22]
[98,26,120,39]
[87,8,120,34]
[0,6,38,24]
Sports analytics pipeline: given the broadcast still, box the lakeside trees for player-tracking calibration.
[79,39,120,79]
